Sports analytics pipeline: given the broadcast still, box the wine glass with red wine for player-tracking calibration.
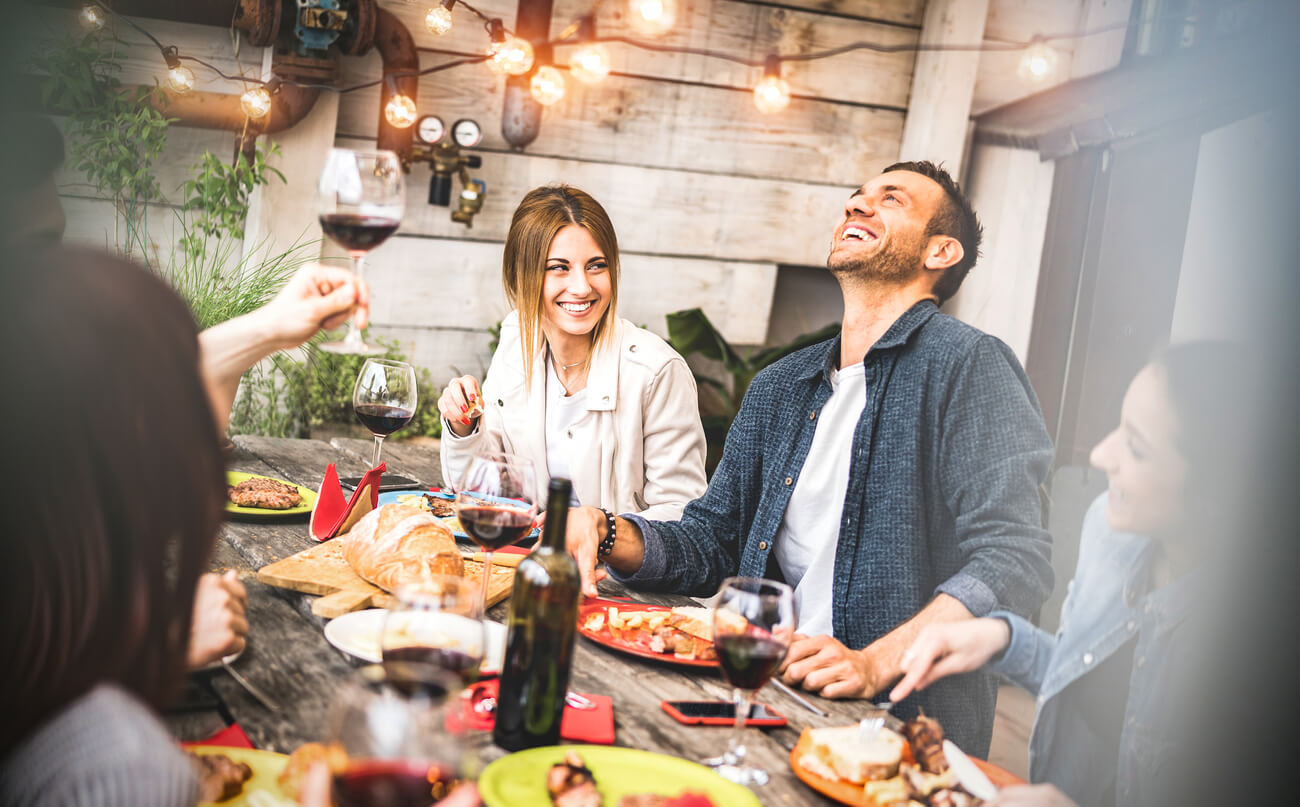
[328,664,470,807]
[707,576,796,786]
[317,147,404,355]
[455,453,538,616]
[353,358,417,470]
[382,577,487,687]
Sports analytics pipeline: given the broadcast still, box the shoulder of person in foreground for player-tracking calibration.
[0,684,197,806]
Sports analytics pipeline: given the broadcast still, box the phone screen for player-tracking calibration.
[667,701,780,720]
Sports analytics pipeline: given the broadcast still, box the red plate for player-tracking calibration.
[576,600,719,669]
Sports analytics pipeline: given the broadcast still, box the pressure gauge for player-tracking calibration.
[416,115,445,145]
[451,118,483,148]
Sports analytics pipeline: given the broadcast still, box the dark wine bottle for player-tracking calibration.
[492,478,582,751]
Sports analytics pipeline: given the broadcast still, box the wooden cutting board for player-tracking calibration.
[256,539,516,618]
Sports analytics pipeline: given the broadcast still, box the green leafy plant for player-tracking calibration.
[666,308,839,472]
[179,146,285,259]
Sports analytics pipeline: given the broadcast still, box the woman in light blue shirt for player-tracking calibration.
[890,342,1252,807]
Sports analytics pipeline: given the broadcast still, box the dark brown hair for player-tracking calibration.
[0,246,226,752]
[883,160,983,304]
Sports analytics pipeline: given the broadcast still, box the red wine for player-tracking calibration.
[458,506,533,550]
[355,403,414,436]
[715,634,788,691]
[320,213,401,253]
[383,645,480,685]
[493,479,581,751]
[332,759,452,807]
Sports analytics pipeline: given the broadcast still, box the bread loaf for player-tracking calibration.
[342,503,464,592]
[804,725,905,783]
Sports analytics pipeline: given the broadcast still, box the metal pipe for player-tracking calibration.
[373,7,417,166]
[502,0,555,150]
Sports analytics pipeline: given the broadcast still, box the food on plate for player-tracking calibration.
[584,605,718,661]
[547,750,600,807]
[277,742,348,800]
[186,750,253,802]
[900,712,948,775]
[616,794,717,807]
[423,493,457,517]
[341,503,464,592]
[795,714,980,807]
[227,477,302,509]
[799,725,906,783]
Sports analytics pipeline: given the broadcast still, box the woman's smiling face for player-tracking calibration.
[540,224,612,339]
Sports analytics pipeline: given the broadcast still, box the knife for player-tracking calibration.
[942,739,998,800]
[222,658,280,712]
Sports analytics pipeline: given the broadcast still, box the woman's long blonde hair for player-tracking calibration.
[502,185,620,389]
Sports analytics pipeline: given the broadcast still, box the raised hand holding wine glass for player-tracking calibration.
[455,454,538,617]
[353,358,417,469]
[709,576,796,786]
[317,147,404,355]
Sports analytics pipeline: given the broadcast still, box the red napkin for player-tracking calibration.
[496,546,529,556]
[181,722,255,749]
[454,679,614,744]
[310,463,385,541]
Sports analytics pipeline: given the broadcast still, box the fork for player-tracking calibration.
[857,700,895,742]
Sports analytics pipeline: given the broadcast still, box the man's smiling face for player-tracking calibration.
[827,170,947,283]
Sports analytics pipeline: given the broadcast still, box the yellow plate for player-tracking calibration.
[188,745,292,806]
[226,472,317,519]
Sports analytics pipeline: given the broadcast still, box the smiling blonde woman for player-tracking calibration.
[439,185,707,552]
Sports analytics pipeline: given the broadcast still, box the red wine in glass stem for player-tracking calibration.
[319,213,401,253]
[714,634,787,691]
[332,759,453,807]
[458,506,533,550]
[355,403,415,436]
[382,646,480,686]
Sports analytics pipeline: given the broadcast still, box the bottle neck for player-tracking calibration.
[541,479,572,550]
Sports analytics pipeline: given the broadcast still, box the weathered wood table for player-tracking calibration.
[169,435,880,805]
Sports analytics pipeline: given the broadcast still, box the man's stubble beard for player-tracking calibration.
[826,229,925,286]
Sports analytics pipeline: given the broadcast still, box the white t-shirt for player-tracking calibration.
[545,360,588,488]
[773,362,867,638]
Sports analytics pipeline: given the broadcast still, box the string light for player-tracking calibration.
[385,93,418,127]
[240,86,272,119]
[485,19,535,76]
[530,64,566,106]
[425,0,455,36]
[629,0,675,36]
[753,55,790,114]
[570,16,611,84]
[79,4,106,29]
[1017,40,1059,83]
[161,47,194,94]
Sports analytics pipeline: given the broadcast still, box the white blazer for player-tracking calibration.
[441,312,708,520]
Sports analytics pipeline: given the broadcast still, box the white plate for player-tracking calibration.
[324,608,506,674]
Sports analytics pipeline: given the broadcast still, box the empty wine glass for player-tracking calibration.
[327,664,470,807]
[353,358,417,470]
[382,577,486,688]
[707,576,796,786]
[455,453,538,617]
[317,148,404,355]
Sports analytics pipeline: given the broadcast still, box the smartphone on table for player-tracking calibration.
[661,700,787,727]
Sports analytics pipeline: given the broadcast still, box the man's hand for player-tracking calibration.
[262,262,370,350]
[565,506,609,598]
[985,784,1079,806]
[187,570,249,670]
[888,617,1010,703]
[780,634,884,699]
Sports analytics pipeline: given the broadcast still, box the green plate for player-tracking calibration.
[478,745,761,807]
[187,746,290,806]
[225,471,317,519]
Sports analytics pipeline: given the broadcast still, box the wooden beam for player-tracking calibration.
[897,0,989,174]
[727,0,924,27]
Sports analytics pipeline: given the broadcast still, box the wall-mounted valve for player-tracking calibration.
[412,115,487,227]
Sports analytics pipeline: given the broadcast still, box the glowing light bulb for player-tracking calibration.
[570,44,611,84]
[166,64,195,94]
[425,5,453,35]
[630,0,674,35]
[753,56,790,114]
[1017,41,1059,84]
[79,4,105,29]
[530,65,566,106]
[487,35,534,76]
[385,93,418,128]
[240,86,272,119]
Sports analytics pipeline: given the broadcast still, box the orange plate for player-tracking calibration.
[788,728,1025,805]
[576,601,719,669]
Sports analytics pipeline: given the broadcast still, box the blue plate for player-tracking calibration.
[376,490,539,542]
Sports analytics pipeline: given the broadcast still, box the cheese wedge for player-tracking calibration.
[805,725,905,784]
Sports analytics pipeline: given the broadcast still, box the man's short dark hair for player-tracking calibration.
[883,160,982,304]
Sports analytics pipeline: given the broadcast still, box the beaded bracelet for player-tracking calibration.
[597,508,617,558]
